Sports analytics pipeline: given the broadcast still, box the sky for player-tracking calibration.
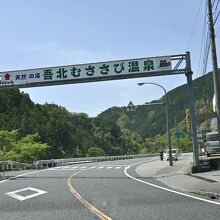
[0,0,219,117]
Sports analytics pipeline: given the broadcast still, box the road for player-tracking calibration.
[1,157,220,220]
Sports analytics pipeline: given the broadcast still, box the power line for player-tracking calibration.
[202,32,210,75]
[168,1,203,92]
[201,2,211,76]
[186,0,203,50]
[196,2,208,78]
[213,0,220,14]
[212,0,216,8]
[213,0,220,24]
[196,2,210,78]
[214,9,220,24]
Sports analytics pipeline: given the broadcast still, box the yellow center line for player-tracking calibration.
[67,171,112,220]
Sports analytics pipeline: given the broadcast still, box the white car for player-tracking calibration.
[166,148,181,161]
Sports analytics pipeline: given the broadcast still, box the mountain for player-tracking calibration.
[98,71,215,138]
[0,88,147,161]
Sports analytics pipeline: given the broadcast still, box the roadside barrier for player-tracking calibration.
[34,153,159,169]
[0,160,32,171]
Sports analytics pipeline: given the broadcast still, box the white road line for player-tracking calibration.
[0,169,47,184]
[81,166,87,169]
[106,167,112,169]
[115,167,121,169]
[124,162,220,206]
[89,166,97,169]
[98,167,104,169]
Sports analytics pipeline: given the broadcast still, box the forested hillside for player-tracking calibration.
[0,89,147,162]
[98,71,214,138]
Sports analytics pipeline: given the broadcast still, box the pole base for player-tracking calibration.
[191,165,210,173]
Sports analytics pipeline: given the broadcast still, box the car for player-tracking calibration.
[165,148,181,161]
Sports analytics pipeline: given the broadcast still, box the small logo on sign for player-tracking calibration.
[159,60,171,68]
[4,73,11,80]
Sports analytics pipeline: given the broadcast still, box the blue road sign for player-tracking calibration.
[175,131,181,138]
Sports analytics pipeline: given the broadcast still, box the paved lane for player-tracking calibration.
[70,159,220,220]
[1,157,220,219]
[0,158,154,220]
[0,169,98,220]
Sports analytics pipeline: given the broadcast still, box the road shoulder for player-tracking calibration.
[135,154,220,201]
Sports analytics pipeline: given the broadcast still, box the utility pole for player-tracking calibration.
[186,52,200,168]
[207,0,220,141]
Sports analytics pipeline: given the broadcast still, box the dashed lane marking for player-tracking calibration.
[49,166,124,170]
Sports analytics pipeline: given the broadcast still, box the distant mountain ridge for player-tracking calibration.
[97,71,214,138]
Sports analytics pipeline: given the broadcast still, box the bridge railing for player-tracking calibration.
[34,153,159,169]
[0,160,33,171]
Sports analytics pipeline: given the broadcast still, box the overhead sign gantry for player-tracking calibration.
[0,54,186,88]
[0,52,200,170]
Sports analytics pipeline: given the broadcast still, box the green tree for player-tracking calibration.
[86,147,105,157]
[0,130,18,151]
[7,133,50,163]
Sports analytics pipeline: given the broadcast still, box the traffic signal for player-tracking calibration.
[186,109,191,133]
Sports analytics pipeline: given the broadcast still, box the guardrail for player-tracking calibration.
[0,160,33,171]
[34,153,159,169]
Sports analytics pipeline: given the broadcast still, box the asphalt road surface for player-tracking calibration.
[1,157,220,220]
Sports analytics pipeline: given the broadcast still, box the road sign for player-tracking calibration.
[175,131,181,138]
[0,56,172,88]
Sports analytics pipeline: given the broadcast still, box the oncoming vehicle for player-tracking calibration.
[205,131,220,157]
[165,148,181,161]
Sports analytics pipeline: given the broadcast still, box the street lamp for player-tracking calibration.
[137,82,173,166]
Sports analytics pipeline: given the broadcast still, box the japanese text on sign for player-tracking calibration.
[1,56,172,86]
